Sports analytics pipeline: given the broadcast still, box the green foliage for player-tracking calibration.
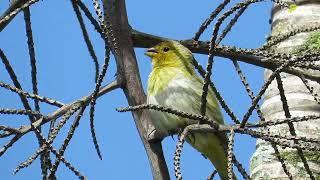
[303,32,320,50]
[281,150,320,178]
[295,31,320,55]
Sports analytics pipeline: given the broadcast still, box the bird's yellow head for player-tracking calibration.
[145,40,194,71]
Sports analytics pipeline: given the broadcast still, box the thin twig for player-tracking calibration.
[232,155,251,180]
[0,48,50,169]
[216,5,247,44]
[248,115,320,128]
[31,124,86,179]
[77,1,103,37]
[89,45,111,160]
[276,75,315,180]
[0,108,42,117]
[240,60,293,127]
[233,60,293,178]
[0,80,121,139]
[262,23,320,50]
[13,104,81,175]
[0,135,21,156]
[193,58,240,124]
[227,129,235,180]
[117,104,218,128]
[71,0,99,83]
[207,170,217,180]
[0,0,40,31]
[193,0,231,40]
[299,74,320,104]
[48,105,87,178]
[0,81,64,107]
[23,8,51,178]
[173,127,190,180]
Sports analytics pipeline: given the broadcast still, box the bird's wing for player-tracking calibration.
[154,75,224,125]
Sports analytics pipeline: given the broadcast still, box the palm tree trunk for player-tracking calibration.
[250,1,320,179]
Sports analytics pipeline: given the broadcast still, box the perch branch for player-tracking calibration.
[131,30,320,82]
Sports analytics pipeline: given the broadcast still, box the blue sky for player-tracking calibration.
[0,0,272,179]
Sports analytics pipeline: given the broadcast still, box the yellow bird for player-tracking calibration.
[146,40,232,179]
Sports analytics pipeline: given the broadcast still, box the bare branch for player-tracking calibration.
[1,80,121,138]
[193,0,231,41]
[276,75,315,180]
[0,81,64,107]
[48,105,87,178]
[71,0,99,82]
[192,59,240,124]
[117,104,217,128]
[103,0,170,179]
[227,129,235,180]
[207,170,218,180]
[13,103,81,175]
[0,108,42,117]
[0,135,21,156]
[248,115,320,128]
[232,155,251,180]
[0,0,40,32]
[131,30,320,82]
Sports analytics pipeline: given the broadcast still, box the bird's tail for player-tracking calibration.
[186,132,236,180]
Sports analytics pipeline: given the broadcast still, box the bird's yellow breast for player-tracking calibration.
[147,67,190,96]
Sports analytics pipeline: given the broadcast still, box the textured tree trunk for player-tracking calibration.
[250,1,320,179]
[103,1,170,179]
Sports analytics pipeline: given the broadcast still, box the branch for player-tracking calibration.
[1,1,319,82]
[0,81,64,107]
[103,1,170,179]
[0,0,40,32]
[131,30,320,82]
[1,1,318,82]
[0,79,121,138]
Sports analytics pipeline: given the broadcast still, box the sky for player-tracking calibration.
[0,0,272,179]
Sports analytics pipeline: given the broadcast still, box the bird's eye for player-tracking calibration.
[163,47,170,52]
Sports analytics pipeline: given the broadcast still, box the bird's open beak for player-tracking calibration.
[145,47,158,58]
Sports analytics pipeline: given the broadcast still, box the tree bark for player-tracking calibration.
[103,0,170,179]
[250,1,320,179]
